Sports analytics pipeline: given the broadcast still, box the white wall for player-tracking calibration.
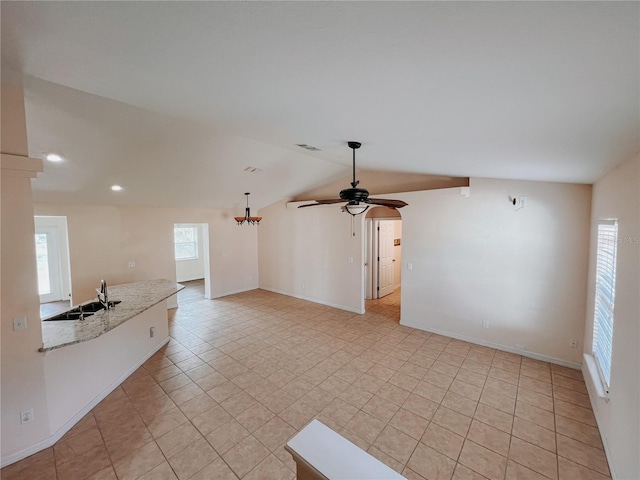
[259,178,592,366]
[582,154,639,480]
[33,205,259,304]
[174,223,206,282]
[258,201,363,313]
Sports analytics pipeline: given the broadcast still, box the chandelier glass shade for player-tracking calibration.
[234,192,262,225]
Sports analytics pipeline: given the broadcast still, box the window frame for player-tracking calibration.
[592,219,618,392]
[174,225,199,262]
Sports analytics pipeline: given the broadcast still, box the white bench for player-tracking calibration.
[285,420,406,480]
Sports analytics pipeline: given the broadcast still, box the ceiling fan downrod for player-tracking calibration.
[348,141,361,189]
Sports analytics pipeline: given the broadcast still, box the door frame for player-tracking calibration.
[173,222,211,306]
[362,210,402,306]
[377,219,396,298]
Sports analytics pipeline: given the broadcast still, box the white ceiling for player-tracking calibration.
[2,2,638,209]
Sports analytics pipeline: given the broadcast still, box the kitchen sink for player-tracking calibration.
[44,309,93,321]
[80,301,106,313]
[43,299,121,321]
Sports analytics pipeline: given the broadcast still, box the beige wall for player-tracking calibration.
[1,82,51,460]
[400,179,592,365]
[582,154,639,480]
[258,201,364,313]
[1,167,51,461]
[1,82,29,156]
[260,178,592,366]
[33,205,258,305]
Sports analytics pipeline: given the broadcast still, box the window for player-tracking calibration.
[174,225,198,261]
[593,220,618,388]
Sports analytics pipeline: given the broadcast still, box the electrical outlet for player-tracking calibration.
[128,261,136,268]
[20,409,34,424]
[347,257,354,264]
[13,316,27,331]
[569,338,578,348]
[407,263,413,270]
[149,327,156,338]
[482,320,490,329]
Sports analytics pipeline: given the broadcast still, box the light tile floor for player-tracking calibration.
[2,288,610,480]
[177,279,205,306]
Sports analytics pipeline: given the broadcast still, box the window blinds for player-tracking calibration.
[593,220,618,388]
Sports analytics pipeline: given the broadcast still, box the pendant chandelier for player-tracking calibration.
[234,192,262,225]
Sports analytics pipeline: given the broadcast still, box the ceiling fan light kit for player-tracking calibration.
[299,141,409,215]
[344,202,369,216]
[234,192,262,225]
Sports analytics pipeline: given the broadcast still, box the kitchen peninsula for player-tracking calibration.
[40,279,184,351]
[34,279,183,462]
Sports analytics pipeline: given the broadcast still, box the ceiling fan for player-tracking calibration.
[299,141,408,216]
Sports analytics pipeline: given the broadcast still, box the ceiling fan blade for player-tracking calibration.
[366,198,409,208]
[298,199,345,208]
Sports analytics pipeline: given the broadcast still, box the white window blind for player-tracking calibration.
[593,220,618,388]
[174,225,198,261]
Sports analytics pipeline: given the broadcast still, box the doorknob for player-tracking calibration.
[392,259,396,262]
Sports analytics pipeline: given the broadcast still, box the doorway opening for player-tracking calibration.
[364,207,402,322]
[174,223,211,306]
[35,216,72,318]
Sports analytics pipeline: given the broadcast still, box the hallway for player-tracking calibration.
[366,288,401,323]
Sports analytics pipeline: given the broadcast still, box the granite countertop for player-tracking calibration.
[40,279,184,352]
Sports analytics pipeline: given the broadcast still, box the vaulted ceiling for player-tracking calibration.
[2,2,638,210]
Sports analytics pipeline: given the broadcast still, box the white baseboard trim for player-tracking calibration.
[400,320,582,370]
[209,286,259,299]
[0,337,170,468]
[259,287,365,314]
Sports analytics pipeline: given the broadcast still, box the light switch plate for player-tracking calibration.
[13,316,27,331]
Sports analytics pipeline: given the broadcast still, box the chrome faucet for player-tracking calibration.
[99,279,109,309]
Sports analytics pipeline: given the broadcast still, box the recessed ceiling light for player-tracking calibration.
[296,144,321,151]
[45,153,64,162]
[110,185,123,192]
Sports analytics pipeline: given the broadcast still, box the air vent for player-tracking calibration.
[296,144,322,151]
[244,166,262,173]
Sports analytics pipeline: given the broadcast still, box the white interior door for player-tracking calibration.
[35,226,64,303]
[377,220,395,298]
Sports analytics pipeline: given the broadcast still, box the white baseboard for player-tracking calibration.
[0,337,170,468]
[400,320,582,370]
[259,286,364,314]
[209,286,259,299]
